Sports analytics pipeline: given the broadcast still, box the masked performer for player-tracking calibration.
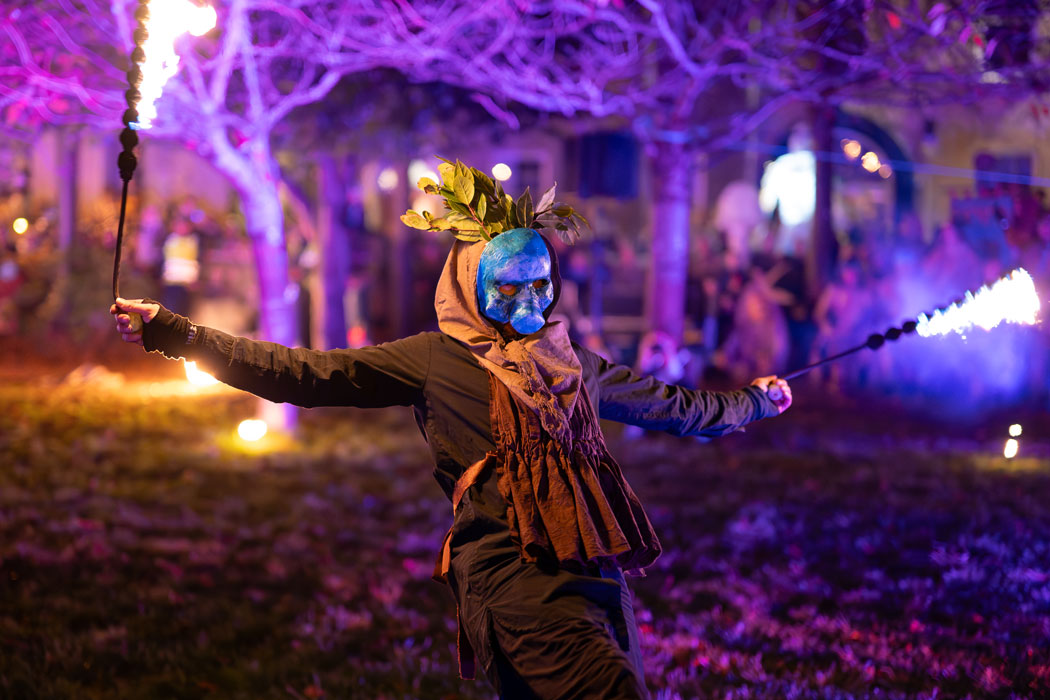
[112,161,791,699]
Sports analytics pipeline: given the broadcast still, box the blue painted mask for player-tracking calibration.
[476,228,554,336]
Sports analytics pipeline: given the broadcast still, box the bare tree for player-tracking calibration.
[4,0,1046,358]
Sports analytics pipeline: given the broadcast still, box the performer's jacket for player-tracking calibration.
[142,310,776,573]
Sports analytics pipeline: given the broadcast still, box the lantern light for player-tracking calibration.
[841,140,862,160]
[237,419,267,442]
[1003,438,1019,459]
[491,163,512,181]
[1009,424,1022,437]
[12,218,28,235]
[377,167,399,192]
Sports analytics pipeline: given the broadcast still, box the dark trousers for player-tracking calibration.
[449,532,648,699]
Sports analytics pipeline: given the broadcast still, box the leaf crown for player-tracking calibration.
[400,157,588,244]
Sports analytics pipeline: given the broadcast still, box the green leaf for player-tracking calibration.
[536,183,557,214]
[417,177,439,194]
[484,198,504,223]
[476,195,487,221]
[454,170,475,208]
[571,210,591,229]
[451,219,482,231]
[552,203,573,218]
[400,211,429,230]
[515,187,534,228]
[438,162,455,183]
[451,229,486,243]
[429,217,453,231]
[553,225,578,245]
[508,198,522,228]
[472,169,496,197]
[447,200,470,216]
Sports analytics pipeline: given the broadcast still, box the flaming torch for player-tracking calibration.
[112,0,216,327]
[768,268,1042,398]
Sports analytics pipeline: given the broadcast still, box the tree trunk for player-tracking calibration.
[383,161,410,340]
[809,104,836,298]
[57,128,78,266]
[38,127,79,324]
[241,183,298,431]
[645,140,693,345]
[316,153,350,349]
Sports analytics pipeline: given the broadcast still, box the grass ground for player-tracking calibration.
[1,342,1048,699]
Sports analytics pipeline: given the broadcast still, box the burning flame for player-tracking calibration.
[184,360,218,386]
[134,0,217,129]
[916,268,1040,338]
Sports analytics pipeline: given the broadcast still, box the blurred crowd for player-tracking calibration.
[553,183,1049,414]
[2,182,1048,413]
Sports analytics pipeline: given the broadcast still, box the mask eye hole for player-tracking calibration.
[532,279,550,289]
[498,283,519,296]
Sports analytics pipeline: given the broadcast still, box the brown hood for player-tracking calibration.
[434,237,581,443]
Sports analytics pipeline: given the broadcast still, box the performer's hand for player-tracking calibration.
[110,298,159,346]
[751,375,792,414]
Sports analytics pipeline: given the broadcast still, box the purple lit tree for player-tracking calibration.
[4,0,1045,359]
[0,0,673,428]
[622,1,1050,342]
[0,1,669,365]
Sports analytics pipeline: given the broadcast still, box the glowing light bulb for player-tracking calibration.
[1004,438,1019,459]
[134,0,217,130]
[841,140,861,160]
[11,217,28,235]
[861,152,881,173]
[377,167,399,192]
[1009,424,1022,437]
[184,360,218,386]
[237,419,267,442]
[491,163,512,181]
[407,159,439,187]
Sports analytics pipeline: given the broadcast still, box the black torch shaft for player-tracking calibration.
[112,178,132,300]
[780,341,870,381]
[774,320,919,383]
[112,0,150,301]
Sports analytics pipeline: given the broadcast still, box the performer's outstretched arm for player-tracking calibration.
[575,344,789,438]
[111,299,428,409]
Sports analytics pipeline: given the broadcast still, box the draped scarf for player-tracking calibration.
[434,237,661,572]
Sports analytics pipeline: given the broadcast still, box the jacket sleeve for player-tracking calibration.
[142,304,429,408]
[575,345,778,438]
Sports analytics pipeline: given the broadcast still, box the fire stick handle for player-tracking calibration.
[764,342,868,402]
[764,321,918,401]
[112,178,131,301]
[781,342,871,381]
[111,0,149,333]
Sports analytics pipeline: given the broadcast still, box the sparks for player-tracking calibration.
[134,0,217,129]
[916,268,1041,338]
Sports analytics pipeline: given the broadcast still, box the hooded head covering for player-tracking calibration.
[435,233,581,443]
